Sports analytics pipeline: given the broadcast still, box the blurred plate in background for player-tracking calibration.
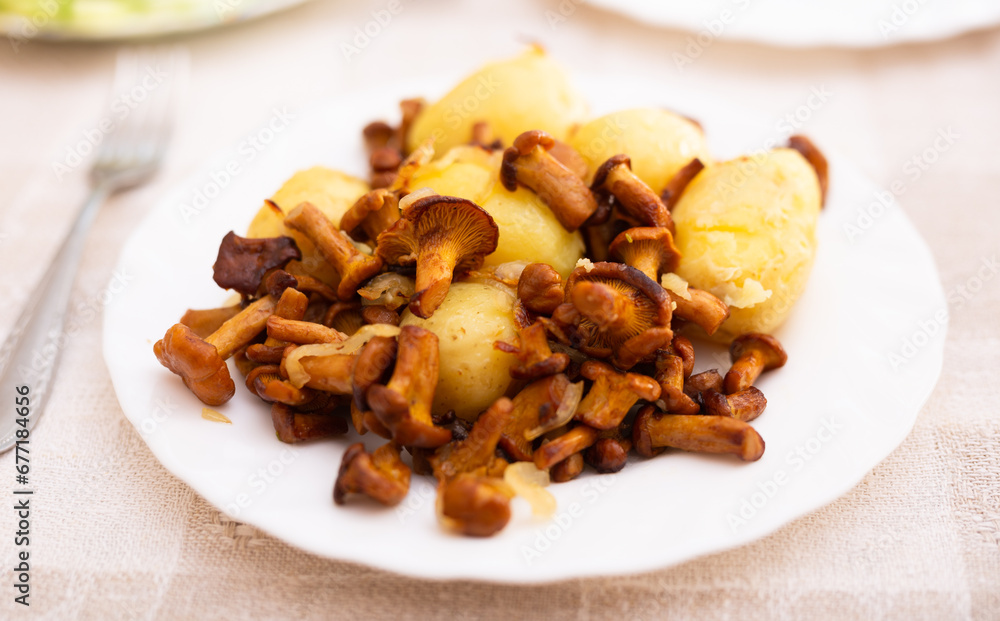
[0,0,310,41]
[582,0,1000,48]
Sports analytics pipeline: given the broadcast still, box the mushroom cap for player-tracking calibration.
[333,442,410,506]
[729,333,788,369]
[517,262,564,316]
[500,130,598,232]
[212,231,301,297]
[576,360,661,429]
[154,323,235,406]
[403,194,499,256]
[500,130,556,190]
[375,218,420,266]
[608,227,681,276]
[591,154,674,232]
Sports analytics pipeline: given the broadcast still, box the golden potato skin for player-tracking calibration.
[569,108,710,193]
[671,148,821,342]
[400,282,518,421]
[407,46,588,156]
[410,146,585,278]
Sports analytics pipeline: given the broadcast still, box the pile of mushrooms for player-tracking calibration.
[153,104,806,538]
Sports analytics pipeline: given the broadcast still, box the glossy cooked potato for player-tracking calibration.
[400,282,518,421]
[671,148,821,342]
[568,108,711,193]
[406,46,588,156]
[410,146,585,278]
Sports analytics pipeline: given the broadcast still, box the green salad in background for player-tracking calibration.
[0,0,287,39]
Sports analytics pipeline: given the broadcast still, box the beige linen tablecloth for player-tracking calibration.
[1,1,998,618]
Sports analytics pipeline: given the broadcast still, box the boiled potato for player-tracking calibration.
[671,149,821,341]
[400,282,518,420]
[407,46,588,156]
[246,167,369,285]
[568,108,710,193]
[410,146,585,278]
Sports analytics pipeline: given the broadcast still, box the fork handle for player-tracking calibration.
[0,185,110,453]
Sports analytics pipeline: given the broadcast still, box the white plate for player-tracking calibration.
[0,0,310,42]
[102,75,946,583]
[583,0,1000,48]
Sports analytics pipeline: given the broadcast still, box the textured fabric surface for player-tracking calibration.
[1,1,998,619]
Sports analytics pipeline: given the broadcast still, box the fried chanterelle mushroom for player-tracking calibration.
[377,192,499,318]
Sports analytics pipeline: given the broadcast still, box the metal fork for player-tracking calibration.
[0,47,185,453]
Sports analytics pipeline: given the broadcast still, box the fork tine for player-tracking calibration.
[92,45,185,189]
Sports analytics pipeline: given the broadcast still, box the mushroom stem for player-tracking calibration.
[655,354,700,415]
[685,369,724,402]
[368,325,452,448]
[266,316,347,345]
[204,294,278,359]
[668,288,730,336]
[499,374,571,462]
[659,158,705,211]
[501,130,598,232]
[703,387,767,422]
[179,304,242,339]
[534,426,600,470]
[575,361,661,430]
[340,189,401,241]
[334,442,411,506]
[284,202,383,300]
[724,333,788,394]
[631,254,660,282]
[438,475,513,537]
[430,397,513,481]
[592,155,674,233]
[410,242,461,319]
[293,354,357,394]
[644,414,765,462]
[271,403,348,443]
[263,287,309,347]
[493,322,569,380]
[517,263,564,315]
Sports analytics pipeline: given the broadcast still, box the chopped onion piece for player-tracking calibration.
[201,408,232,424]
[398,186,436,211]
[357,272,415,309]
[575,257,595,272]
[504,462,556,518]
[492,260,531,285]
[285,324,402,388]
[524,380,584,441]
[660,272,692,300]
